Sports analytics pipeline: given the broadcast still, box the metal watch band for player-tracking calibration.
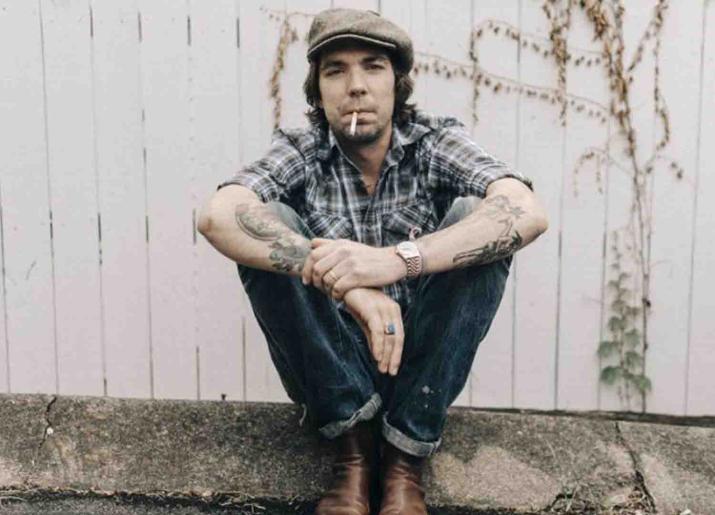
[405,255,422,278]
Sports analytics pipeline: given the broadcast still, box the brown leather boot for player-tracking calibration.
[378,442,428,515]
[315,421,377,515]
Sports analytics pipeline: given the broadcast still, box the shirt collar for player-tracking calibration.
[315,118,432,165]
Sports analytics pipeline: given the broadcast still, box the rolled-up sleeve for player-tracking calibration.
[217,130,306,203]
[427,124,533,198]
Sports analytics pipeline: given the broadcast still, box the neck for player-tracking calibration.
[336,123,392,179]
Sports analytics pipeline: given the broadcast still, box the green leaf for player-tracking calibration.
[627,306,641,318]
[611,299,626,312]
[598,340,619,358]
[600,366,623,385]
[608,316,624,333]
[624,329,640,348]
[607,279,621,292]
[630,374,652,393]
[624,350,643,369]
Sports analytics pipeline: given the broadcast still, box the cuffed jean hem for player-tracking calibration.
[381,412,442,458]
[318,393,382,439]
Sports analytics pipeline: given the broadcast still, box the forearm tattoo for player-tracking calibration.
[235,203,309,273]
[452,195,525,268]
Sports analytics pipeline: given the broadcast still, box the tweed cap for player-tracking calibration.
[306,8,413,72]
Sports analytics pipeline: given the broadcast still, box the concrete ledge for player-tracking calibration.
[0,394,713,513]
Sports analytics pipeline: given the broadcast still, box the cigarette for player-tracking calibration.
[350,111,357,136]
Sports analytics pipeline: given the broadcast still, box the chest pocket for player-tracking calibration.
[305,210,354,240]
[381,201,437,246]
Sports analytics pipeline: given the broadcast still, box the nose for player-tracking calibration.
[347,68,367,97]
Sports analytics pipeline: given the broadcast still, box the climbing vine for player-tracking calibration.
[264,1,683,413]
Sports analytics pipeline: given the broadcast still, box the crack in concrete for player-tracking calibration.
[35,396,57,454]
[614,421,657,513]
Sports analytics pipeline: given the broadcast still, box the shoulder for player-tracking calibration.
[269,126,324,162]
[400,110,471,149]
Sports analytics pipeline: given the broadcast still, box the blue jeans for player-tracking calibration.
[237,198,512,457]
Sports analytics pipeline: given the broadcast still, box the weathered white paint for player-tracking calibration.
[0,0,712,416]
[686,1,715,416]
[91,0,153,399]
[470,1,521,410]
[41,0,104,396]
[0,0,56,395]
[513,0,563,410]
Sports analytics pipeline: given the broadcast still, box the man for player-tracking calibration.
[199,8,547,515]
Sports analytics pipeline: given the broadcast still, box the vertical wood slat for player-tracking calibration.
[419,0,475,407]
[91,0,152,399]
[513,0,563,410]
[470,0,522,409]
[556,7,610,410]
[190,0,244,401]
[139,0,196,399]
[0,179,6,393]
[599,3,658,412]
[41,0,104,396]
[685,1,715,416]
[645,2,703,415]
[238,0,290,402]
[0,0,56,395]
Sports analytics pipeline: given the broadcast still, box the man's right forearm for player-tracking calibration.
[198,185,310,276]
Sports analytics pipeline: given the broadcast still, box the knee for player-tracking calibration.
[264,202,311,237]
[438,196,482,229]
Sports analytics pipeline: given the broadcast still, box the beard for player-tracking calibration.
[334,118,387,145]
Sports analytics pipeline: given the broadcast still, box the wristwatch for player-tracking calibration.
[395,241,423,279]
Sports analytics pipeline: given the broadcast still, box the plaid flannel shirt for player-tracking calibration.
[219,110,533,309]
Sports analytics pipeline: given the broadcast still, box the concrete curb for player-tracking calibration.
[0,394,712,514]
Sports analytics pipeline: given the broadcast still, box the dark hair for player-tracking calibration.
[303,49,416,131]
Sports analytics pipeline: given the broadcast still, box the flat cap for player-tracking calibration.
[306,8,413,72]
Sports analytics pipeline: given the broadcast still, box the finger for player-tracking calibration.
[301,252,315,286]
[310,237,333,248]
[388,317,405,376]
[366,317,384,364]
[380,333,394,374]
[330,274,357,301]
[312,255,343,291]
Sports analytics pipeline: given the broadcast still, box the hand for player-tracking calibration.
[343,288,404,376]
[301,238,406,300]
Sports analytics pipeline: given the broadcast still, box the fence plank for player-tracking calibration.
[421,0,473,407]
[556,8,610,411]
[41,0,104,396]
[470,1,521,409]
[512,0,563,410]
[0,0,56,395]
[238,0,291,402]
[645,2,703,415]
[91,0,152,399]
[189,0,245,401]
[139,0,196,399]
[598,2,658,413]
[687,0,715,416]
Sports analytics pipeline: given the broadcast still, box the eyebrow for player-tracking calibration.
[320,53,390,70]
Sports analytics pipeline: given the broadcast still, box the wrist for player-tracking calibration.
[394,240,423,278]
[388,246,409,280]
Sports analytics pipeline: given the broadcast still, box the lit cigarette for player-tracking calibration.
[350,111,357,136]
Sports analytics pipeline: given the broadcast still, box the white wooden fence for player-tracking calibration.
[1,0,713,415]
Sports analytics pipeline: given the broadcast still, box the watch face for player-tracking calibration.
[397,241,419,258]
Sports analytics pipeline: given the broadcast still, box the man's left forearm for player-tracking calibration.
[415,178,549,275]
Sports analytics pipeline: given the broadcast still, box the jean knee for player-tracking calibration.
[439,196,482,229]
[264,202,313,238]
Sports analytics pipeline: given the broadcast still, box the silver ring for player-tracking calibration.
[384,322,396,335]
